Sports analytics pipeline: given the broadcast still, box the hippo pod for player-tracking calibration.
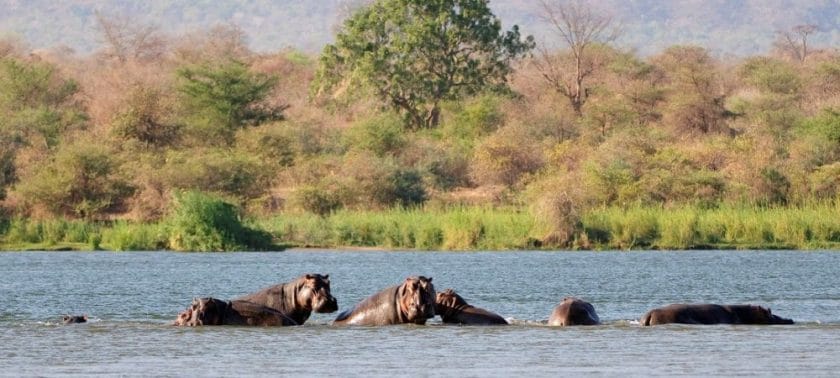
[334,276,436,326]
[174,297,298,326]
[435,289,507,325]
[641,304,795,326]
[62,315,87,324]
[548,297,600,326]
[235,273,338,325]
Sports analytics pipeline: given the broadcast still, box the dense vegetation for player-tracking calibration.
[1,0,838,56]
[1,0,839,251]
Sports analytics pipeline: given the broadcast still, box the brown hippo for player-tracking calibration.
[435,289,507,325]
[62,315,87,324]
[641,304,795,326]
[173,297,298,326]
[548,297,600,326]
[235,273,338,325]
[333,276,435,326]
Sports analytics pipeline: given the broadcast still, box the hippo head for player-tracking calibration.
[750,305,794,325]
[191,297,227,326]
[400,276,436,324]
[62,315,87,324]
[299,274,338,314]
[435,288,468,317]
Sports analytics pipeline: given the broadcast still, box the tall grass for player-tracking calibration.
[258,206,537,250]
[3,203,839,251]
[582,202,840,250]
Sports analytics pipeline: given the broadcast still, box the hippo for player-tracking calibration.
[62,315,87,324]
[435,289,507,325]
[235,273,338,325]
[640,304,795,326]
[333,276,435,326]
[173,297,298,326]
[548,297,600,326]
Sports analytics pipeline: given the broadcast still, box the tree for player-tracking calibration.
[314,0,533,130]
[774,24,819,63]
[14,142,134,219]
[177,60,286,144]
[533,0,619,116]
[652,46,729,135]
[94,11,166,63]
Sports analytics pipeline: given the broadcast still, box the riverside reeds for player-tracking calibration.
[2,203,839,251]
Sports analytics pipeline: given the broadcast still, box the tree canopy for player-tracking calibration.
[314,0,533,129]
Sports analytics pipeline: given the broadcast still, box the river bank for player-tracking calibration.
[2,203,839,251]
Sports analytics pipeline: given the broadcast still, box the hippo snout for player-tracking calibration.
[771,315,794,324]
[316,296,339,313]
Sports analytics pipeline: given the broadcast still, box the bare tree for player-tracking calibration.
[94,11,166,63]
[774,24,819,63]
[533,0,620,116]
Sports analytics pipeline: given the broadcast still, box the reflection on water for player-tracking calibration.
[1,250,840,376]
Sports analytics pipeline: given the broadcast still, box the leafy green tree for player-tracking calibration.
[0,58,86,150]
[177,59,286,144]
[14,142,134,219]
[315,0,533,129]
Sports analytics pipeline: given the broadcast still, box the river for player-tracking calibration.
[1,250,839,376]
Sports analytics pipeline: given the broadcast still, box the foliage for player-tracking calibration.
[343,112,406,157]
[177,59,286,143]
[314,0,533,129]
[111,86,181,148]
[14,142,134,219]
[164,191,272,251]
[0,58,86,149]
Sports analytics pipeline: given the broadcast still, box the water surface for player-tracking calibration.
[1,250,838,376]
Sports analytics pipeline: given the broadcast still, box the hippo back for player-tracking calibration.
[641,304,794,325]
[548,297,600,326]
[235,273,338,325]
[435,289,507,325]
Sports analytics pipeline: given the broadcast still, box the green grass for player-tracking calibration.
[581,202,840,250]
[3,203,840,251]
[258,206,537,250]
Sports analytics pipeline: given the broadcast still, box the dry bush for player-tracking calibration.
[526,172,592,247]
[470,125,545,188]
[171,24,252,64]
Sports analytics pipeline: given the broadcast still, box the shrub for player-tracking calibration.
[14,142,134,219]
[164,191,273,251]
[343,112,406,157]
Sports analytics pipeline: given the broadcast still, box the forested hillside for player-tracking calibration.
[1,0,838,56]
[1,0,839,251]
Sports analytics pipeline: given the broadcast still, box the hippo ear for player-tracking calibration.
[323,274,329,280]
[427,277,432,283]
[305,274,314,280]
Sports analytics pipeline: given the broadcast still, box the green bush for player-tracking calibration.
[165,191,273,251]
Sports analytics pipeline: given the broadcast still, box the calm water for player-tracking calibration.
[1,250,839,377]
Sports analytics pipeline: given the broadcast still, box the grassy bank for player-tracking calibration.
[581,203,840,250]
[257,207,538,250]
[2,203,840,251]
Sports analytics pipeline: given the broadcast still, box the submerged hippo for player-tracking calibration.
[62,315,87,324]
[333,276,435,326]
[641,304,795,326]
[435,289,507,325]
[235,273,338,325]
[548,297,600,326]
[174,297,297,326]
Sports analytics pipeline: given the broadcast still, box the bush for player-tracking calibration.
[164,191,273,251]
[343,112,406,157]
[14,142,134,219]
[292,184,343,216]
